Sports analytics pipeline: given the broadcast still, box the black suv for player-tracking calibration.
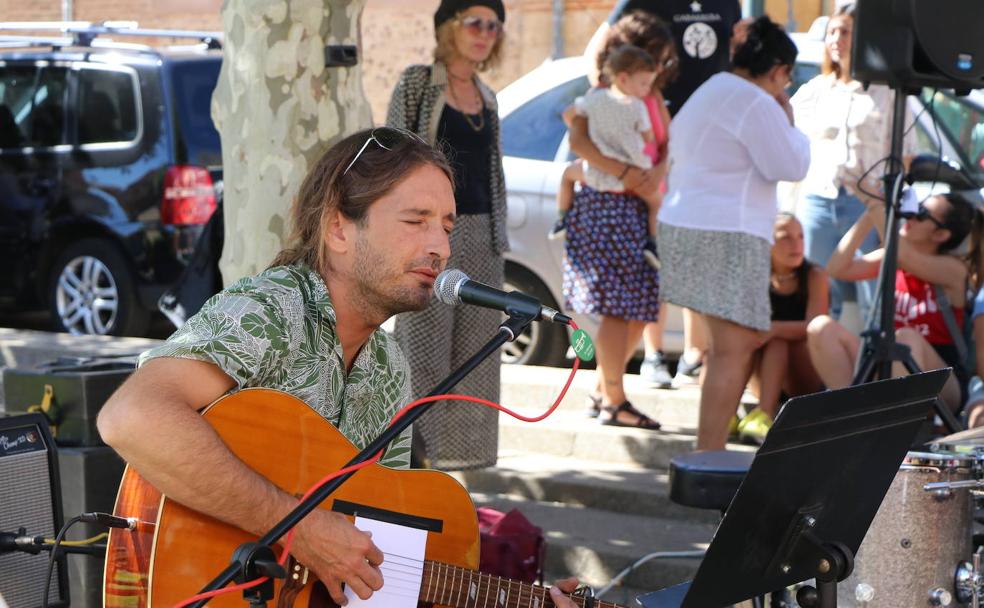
[0,23,222,336]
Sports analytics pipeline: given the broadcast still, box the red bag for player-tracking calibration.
[477,507,546,584]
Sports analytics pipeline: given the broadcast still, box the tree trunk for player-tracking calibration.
[212,0,372,285]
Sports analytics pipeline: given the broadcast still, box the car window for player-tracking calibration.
[0,65,35,148]
[168,59,221,166]
[790,62,821,98]
[502,75,589,162]
[77,67,139,145]
[0,65,68,148]
[926,91,984,178]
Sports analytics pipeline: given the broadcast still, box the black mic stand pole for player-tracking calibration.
[190,311,539,607]
[851,86,963,434]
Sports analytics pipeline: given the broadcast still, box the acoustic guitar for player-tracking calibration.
[103,388,623,607]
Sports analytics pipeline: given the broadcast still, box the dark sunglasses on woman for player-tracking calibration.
[914,202,947,230]
[457,15,502,37]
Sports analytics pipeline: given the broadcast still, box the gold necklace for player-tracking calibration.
[447,81,485,132]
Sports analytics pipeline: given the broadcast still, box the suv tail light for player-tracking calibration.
[162,165,217,225]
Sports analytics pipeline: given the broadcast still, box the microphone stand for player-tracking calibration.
[190,310,540,607]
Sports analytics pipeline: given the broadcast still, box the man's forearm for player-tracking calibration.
[103,390,298,540]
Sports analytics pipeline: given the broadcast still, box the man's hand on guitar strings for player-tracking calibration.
[291,509,385,605]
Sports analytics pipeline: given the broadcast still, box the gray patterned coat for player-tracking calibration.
[385,61,509,254]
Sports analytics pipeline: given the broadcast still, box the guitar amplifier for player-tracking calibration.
[0,413,69,608]
[3,358,135,446]
[58,446,126,608]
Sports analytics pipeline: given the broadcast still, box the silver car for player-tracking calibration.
[497,23,978,367]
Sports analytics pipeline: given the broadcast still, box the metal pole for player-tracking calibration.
[552,0,564,59]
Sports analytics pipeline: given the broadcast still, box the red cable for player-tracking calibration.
[175,319,583,607]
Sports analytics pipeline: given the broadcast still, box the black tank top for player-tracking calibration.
[770,261,813,321]
[437,104,494,215]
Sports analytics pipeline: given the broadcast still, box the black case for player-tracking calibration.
[58,445,126,608]
[3,358,134,446]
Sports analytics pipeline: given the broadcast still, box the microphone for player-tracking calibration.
[434,269,572,324]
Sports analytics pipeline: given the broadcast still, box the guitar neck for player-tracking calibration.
[420,561,624,608]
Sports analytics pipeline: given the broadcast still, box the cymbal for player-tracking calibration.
[935,425,984,446]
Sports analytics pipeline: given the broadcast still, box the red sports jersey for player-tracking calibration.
[894,269,963,345]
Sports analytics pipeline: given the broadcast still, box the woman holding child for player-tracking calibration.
[657,16,810,450]
[562,11,677,430]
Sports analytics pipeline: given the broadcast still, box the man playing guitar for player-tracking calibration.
[97,128,580,607]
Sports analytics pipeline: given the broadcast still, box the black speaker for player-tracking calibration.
[853,0,984,91]
[0,414,69,608]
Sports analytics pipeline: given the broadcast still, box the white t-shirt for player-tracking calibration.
[658,72,811,243]
[574,87,653,192]
[791,74,916,201]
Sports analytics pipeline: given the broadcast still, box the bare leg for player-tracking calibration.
[595,315,658,427]
[806,315,859,389]
[784,339,823,396]
[638,189,662,236]
[556,161,583,215]
[594,319,646,396]
[698,315,763,450]
[755,338,789,419]
[894,327,961,411]
[642,316,666,358]
[682,308,707,365]
[595,315,631,406]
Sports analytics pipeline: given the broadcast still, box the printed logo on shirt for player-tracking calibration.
[682,22,718,59]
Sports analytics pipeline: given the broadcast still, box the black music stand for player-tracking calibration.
[638,369,950,608]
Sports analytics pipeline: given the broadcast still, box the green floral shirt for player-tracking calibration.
[139,265,413,469]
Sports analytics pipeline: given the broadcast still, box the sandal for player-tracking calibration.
[599,400,662,430]
[585,393,602,418]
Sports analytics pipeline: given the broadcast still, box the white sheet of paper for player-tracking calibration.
[343,516,427,608]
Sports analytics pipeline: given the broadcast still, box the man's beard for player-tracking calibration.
[351,233,439,322]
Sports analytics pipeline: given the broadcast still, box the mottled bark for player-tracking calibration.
[212,0,372,285]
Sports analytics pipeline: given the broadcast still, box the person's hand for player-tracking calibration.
[548,577,581,608]
[624,166,659,193]
[561,104,578,128]
[754,327,774,349]
[774,90,794,125]
[291,509,384,605]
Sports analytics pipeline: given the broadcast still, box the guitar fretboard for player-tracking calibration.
[418,561,623,608]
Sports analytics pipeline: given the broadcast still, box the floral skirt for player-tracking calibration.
[563,187,660,322]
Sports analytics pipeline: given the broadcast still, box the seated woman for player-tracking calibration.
[962,286,984,427]
[741,213,828,444]
[807,192,984,412]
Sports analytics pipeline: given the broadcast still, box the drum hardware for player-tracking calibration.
[954,549,983,607]
[925,480,984,492]
[841,451,975,607]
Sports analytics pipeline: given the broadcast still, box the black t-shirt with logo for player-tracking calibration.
[610,0,742,116]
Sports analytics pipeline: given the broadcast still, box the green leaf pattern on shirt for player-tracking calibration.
[138,265,413,469]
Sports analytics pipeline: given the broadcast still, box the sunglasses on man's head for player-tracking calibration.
[343,127,426,176]
[914,202,948,230]
[457,15,502,37]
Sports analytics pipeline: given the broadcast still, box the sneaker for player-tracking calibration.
[548,216,568,241]
[671,356,702,388]
[737,409,773,445]
[639,352,673,389]
[643,238,661,270]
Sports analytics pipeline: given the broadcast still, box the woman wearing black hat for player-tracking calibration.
[386,0,508,471]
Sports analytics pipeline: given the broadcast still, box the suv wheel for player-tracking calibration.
[48,239,149,336]
[502,265,570,367]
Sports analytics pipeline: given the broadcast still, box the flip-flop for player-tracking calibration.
[599,400,661,430]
